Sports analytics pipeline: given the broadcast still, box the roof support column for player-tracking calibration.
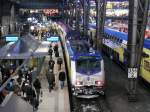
[75,1,80,31]
[95,0,106,51]
[83,0,89,36]
[127,0,149,101]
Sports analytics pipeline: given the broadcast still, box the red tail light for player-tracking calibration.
[95,81,104,86]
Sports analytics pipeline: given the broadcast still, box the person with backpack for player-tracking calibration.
[58,71,66,89]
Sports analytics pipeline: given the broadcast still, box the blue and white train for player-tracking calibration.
[63,30,105,97]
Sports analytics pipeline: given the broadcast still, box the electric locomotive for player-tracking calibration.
[63,30,105,98]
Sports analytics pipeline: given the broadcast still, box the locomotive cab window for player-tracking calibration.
[76,59,101,74]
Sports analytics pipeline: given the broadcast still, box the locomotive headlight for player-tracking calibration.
[76,81,83,86]
[95,81,104,86]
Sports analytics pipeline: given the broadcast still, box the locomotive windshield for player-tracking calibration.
[76,59,101,75]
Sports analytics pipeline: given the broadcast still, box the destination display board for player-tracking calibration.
[47,36,59,42]
[6,36,18,42]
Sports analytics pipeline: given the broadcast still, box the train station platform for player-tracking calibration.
[37,41,70,112]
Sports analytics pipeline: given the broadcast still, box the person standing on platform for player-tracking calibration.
[57,57,63,70]
[58,71,66,89]
[33,78,41,102]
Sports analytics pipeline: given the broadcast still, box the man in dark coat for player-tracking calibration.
[26,84,36,103]
[55,50,59,57]
[58,71,66,89]
[53,44,58,52]
[48,48,53,58]
[48,59,55,72]
[33,78,41,102]
[46,70,55,92]
[57,57,63,70]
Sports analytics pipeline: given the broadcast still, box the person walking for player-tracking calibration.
[55,50,59,57]
[53,43,58,53]
[57,57,63,70]
[48,47,53,58]
[48,59,55,72]
[46,70,55,92]
[26,84,36,103]
[33,78,41,102]
[58,71,66,89]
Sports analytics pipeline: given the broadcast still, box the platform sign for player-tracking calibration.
[128,68,138,78]
[6,36,18,42]
[47,36,59,42]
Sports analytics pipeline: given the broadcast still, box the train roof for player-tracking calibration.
[66,39,102,60]
[104,28,150,50]
[88,23,150,50]
[66,30,81,40]
[104,28,128,41]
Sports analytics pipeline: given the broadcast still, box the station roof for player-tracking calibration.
[19,0,64,9]
[0,34,49,59]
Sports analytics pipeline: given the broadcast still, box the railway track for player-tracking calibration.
[72,96,111,112]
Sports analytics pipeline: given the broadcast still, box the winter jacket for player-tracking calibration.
[33,79,41,90]
[57,58,63,65]
[46,71,55,84]
[59,72,66,81]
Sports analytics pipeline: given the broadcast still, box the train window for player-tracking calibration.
[144,60,150,72]
[142,52,149,58]
[107,35,110,39]
[117,38,119,42]
[76,60,87,73]
[76,59,101,74]
[120,39,123,43]
[104,33,106,37]
[106,34,108,39]
[110,36,112,40]
[88,60,101,72]
[112,36,115,41]
[107,34,109,39]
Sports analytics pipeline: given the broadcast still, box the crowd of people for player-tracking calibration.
[0,63,17,86]
[47,42,66,92]
[0,63,18,104]
[0,41,66,110]
[0,64,41,110]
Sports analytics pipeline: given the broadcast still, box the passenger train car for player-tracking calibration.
[63,30,105,97]
[88,25,150,84]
